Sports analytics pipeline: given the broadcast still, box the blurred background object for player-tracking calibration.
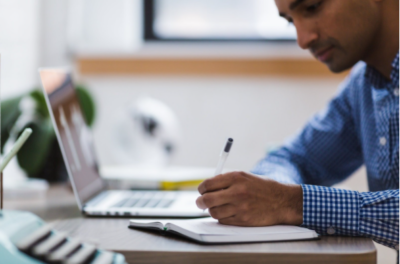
[112,96,181,167]
[1,85,95,182]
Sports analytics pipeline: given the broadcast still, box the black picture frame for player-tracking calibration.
[143,0,296,42]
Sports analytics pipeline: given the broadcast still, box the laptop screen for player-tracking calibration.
[39,69,104,208]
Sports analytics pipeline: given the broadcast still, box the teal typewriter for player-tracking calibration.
[0,124,126,263]
[0,210,127,264]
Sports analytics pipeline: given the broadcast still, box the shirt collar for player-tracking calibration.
[365,52,399,90]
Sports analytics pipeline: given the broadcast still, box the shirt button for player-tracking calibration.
[379,137,387,146]
[394,88,399,96]
[327,227,336,235]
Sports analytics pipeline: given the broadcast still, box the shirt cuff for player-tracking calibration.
[300,184,360,236]
[359,190,399,249]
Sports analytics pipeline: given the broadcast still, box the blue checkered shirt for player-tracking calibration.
[252,53,399,249]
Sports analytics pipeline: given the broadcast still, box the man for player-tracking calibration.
[196,0,399,250]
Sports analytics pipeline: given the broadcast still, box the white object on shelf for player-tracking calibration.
[112,97,181,167]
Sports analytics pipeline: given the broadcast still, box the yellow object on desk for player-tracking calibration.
[161,138,233,191]
[160,179,205,190]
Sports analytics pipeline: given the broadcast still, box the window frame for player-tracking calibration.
[143,0,296,42]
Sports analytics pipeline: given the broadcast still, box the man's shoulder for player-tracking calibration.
[329,61,371,118]
[348,61,367,81]
[336,61,368,95]
[340,61,367,87]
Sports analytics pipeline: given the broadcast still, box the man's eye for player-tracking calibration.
[306,1,322,12]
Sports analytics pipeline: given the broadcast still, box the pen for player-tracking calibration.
[214,138,233,176]
[200,138,233,212]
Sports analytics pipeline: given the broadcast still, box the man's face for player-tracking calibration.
[275,0,381,72]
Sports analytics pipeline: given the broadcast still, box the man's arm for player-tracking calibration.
[251,74,363,186]
[301,185,399,249]
[196,67,398,248]
[196,173,399,249]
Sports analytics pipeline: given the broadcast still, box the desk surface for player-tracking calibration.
[5,184,376,264]
[52,217,376,264]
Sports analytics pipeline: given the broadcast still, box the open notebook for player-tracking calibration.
[129,217,319,244]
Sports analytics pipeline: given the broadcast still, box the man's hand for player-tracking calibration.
[196,171,303,226]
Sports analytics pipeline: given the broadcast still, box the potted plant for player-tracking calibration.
[1,85,95,182]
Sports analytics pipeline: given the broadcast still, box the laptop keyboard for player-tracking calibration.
[111,192,176,209]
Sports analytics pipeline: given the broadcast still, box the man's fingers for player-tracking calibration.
[208,204,236,220]
[198,173,235,194]
[196,189,232,210]
[218,214,255,226]
[218,215,239,226]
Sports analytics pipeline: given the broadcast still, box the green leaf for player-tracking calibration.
[16,119,55,176]
[30,89,50,118]
[1,96,23,153]
[3,84,95,177]
[76,85,96,127]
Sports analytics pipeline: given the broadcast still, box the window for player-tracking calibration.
[144,0,296,41]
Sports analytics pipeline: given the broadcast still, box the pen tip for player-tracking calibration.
[224,138,234,152]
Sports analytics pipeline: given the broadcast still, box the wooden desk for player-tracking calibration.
[51,217,376,264]
[5,184,377,264]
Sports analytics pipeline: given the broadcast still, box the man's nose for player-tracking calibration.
[295,22,318,50]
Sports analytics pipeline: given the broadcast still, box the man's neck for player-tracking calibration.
[363,1,399,80]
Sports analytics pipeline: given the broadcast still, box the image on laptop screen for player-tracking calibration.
[39,69,104,206]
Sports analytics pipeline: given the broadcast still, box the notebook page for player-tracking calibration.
[167,218,314,236]
[129,220,169,230]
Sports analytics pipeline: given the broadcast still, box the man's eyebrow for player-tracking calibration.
[289,0,306,10]
[279,0,306,17]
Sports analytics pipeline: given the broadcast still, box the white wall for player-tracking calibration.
[40,0,143,67]
[82,74,368,191]
[81,74,373,196]
[40,0,71,67]
[67,0,142,55]
[82,75,341,169]
[0,0,41,99]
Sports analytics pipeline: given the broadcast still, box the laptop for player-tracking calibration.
[39,68,209,217]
